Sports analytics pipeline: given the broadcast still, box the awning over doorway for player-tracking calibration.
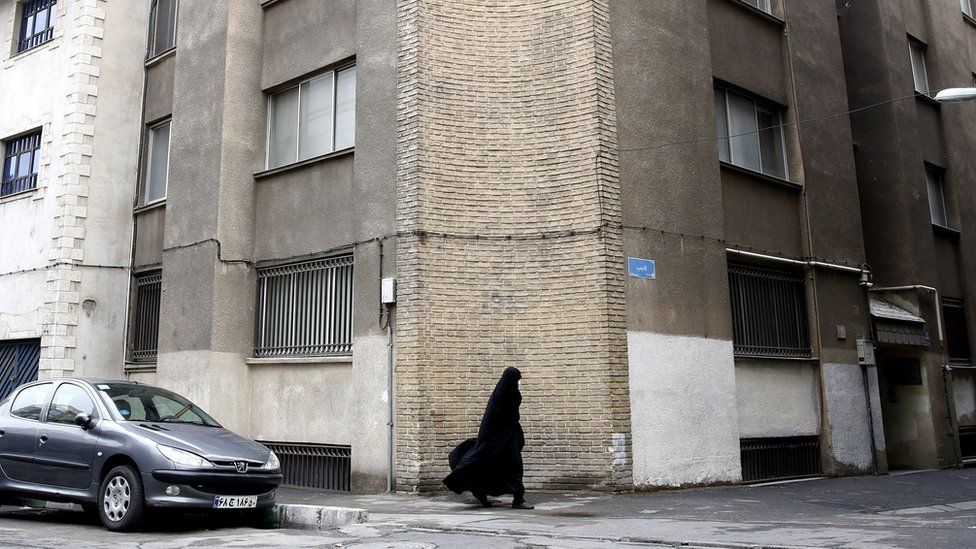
[870,296,929,346]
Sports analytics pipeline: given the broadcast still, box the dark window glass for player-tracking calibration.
[2,131,41,197]
[728,263,811,357]
[149,0,178,57]
[10,383,51,421]
[17,0,57,53]
[944,298,972,363]
[47,384,95,425]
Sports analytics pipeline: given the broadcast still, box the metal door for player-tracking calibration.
[0,339,40,402]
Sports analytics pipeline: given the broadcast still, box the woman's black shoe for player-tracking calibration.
[474,493,492,507]
[512,500,535,510]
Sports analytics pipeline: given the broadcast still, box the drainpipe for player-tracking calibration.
[385,303,394,492]
[725,248,870,276]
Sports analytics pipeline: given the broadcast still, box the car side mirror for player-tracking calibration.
[74,413,95,430]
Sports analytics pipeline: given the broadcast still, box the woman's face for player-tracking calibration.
[517,379,521,390]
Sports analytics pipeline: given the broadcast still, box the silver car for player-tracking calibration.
[0,378,282,530]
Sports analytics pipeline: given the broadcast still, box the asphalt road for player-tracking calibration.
[2,469,976,548]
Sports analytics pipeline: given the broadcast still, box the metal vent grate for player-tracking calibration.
[259,441,351,491]
[740,436,821,483]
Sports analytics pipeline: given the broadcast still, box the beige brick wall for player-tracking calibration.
[395,0,631,491]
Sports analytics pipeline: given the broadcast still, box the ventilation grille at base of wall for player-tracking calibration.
[259,441,351,491]
[740,436,821,483]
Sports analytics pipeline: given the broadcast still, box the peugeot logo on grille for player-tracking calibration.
[234,461,248,473]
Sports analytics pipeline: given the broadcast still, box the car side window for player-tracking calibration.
[10,383,52,421]
[47,384,96,425]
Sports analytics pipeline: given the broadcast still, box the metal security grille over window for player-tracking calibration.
[18,0,57,53]
[714,87,788,179]
[255,256,354,358]
[132,272,162,362]
[728,263,811,358]
[2,132,41,198]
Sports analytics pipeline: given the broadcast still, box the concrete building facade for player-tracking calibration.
[4,0,974,493]
[0,0,147,396]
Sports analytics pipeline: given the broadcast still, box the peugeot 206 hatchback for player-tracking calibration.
[0,378,282,530]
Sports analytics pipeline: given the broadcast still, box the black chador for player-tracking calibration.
[443,367,534,509]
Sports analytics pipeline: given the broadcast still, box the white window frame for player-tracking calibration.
[264,64,356,171]
[741,0,772,14]
[909,38,930,95]
[145,120,171,205]
[925,165,949,228]
[715,87,789,179]
[148,0,179,58]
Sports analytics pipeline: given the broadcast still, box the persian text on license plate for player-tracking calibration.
[213,495,257,509]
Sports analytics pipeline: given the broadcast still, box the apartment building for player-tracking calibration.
[837,0,976,469]
[5,0,972,493]
[0,0,146,398]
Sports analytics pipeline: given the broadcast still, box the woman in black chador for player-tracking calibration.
[444,367,534,509]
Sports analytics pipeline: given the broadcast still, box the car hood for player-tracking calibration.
[123,422,271,464]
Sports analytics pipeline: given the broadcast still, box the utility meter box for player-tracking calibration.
[381,278,397,304]
[857,338,876,366]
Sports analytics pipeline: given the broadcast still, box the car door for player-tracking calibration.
[33,382,99,489]
[0,382,52,484]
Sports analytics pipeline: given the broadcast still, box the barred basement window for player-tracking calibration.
[17,0,57,53]
[728,263,811,358]
[943,298,972,363]
[131,272,162,362]
[255,256,353,358]
[2,131,41,198]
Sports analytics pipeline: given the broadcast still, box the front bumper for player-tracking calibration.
[144,469,283,509]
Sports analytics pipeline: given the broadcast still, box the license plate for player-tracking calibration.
[213,495,257,509]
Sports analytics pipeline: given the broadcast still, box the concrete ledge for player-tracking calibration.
[265,503,368,531]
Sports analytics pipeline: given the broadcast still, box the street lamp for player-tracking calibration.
[934,87,976,103]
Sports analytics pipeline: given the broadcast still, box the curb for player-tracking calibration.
[266,503,369,531]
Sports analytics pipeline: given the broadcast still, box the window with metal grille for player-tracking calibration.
[131,272,162,362]
[17,0,57,53]
[943,298,972,363]
[255,256,353,358]
[728,263,811,357]
[2,131,41,198]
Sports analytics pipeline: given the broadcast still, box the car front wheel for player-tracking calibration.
[98,465,145,531]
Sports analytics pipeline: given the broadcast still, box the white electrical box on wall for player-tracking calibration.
[857,338,876,366]
[382,278,397,304]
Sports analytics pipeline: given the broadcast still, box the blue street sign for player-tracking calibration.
[627,257,656,279]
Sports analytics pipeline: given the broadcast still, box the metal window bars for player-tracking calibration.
[132,272,162,361]
[18,0,57,53]
[2,132,41,197]
[255,256,354,358]
[728,263,811,358]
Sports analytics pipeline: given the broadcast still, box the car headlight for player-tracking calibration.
[157,445,216,469]
[260,451,280,471]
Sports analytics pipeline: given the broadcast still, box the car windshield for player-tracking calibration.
[96,383,220,427]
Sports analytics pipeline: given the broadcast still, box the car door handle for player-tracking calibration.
[0,428,5,438]
[39,434,48,444]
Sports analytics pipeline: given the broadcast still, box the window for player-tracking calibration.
[925,165,948,227]
[46,384,95,425]
[963,0,974,19]
[909,39,930,94]
[2,131,41,198]
[145,121,171,204]
[17,0,57,53]
[741,0,771,14]
[10,383,51,421]
[943,298,972,363]
[99,383,218,426]
[131,271,161,362]
[728,263,811,357]
[715,87,788,179]
[267,65,357,169]
[255,256,354,357]
[148,0,178,57]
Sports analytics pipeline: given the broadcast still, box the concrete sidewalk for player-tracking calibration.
[276,468,976,548]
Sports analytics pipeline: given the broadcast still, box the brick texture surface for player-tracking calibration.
[395,0,631,492]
